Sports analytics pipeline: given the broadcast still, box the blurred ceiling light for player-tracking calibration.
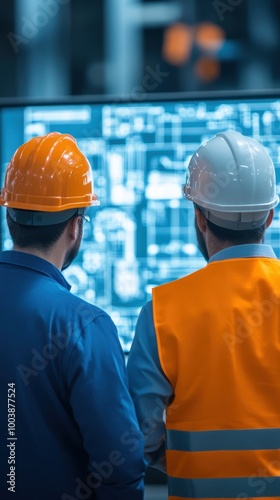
[195,22,225,52]
[195,57,221,82]
[162,23,193,66]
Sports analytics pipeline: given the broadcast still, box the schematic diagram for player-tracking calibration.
[1,97,280,350]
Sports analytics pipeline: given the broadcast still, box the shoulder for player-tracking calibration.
[55,285,109,320]
[46,288,113,352]
[152,264,208,297]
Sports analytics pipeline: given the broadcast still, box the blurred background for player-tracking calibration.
[1,1,280,498]
[1,0,280,100]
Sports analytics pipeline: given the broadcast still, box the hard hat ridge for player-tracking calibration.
[183,130,279,230]
[0,132,99,215]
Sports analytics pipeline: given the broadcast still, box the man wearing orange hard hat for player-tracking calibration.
[0,132,145,500]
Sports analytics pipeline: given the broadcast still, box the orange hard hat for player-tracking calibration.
[0,132,99,212]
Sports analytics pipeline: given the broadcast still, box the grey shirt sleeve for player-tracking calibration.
[127,301,173,472]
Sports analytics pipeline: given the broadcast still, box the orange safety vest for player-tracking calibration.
[152,257,280,500]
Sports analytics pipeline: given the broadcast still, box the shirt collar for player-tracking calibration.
[0,251,71,290]
[209,244,277,264]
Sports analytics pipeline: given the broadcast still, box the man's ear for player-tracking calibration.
[67,217,80,241]
[265,209,274,229]
[195,208,207,234]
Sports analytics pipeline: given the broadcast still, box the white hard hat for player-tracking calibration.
[183,131,279,230]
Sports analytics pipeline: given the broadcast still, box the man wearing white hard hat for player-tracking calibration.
[128,131,280,499]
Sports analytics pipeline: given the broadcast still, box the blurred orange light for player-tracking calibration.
[162,23,193,66]
[196,22,225,52]
[195,57,221,82]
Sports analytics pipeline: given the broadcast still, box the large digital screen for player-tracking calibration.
[1,92,280,351]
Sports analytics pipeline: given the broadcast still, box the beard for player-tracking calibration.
[195,216,209,262]
[62,223,83,271]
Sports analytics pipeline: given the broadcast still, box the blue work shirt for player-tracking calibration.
[0,251,145,500]
[127,244,277,471]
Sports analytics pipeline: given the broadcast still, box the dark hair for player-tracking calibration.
[206,218,266,244]
[6,211,70,250]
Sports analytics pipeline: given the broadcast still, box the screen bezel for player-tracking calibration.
[0,88,280,108]
[1,88,280,352]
